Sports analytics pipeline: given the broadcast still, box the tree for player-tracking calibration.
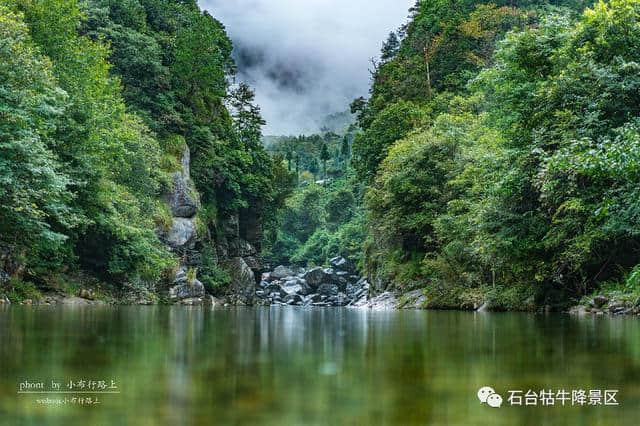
[340,134,351,161]
[320,142,330,178]
[352,101,425,180]
[228,82,266,147]
[381,32,400,62]
[0,7,78,270]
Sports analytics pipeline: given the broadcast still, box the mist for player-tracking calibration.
[198,0,414,135]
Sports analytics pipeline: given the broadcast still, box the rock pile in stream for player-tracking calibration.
[256,257,370,307]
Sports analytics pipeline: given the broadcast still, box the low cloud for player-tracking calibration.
[198,0,414,135]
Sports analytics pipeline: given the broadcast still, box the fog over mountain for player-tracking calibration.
[198,0,414,135]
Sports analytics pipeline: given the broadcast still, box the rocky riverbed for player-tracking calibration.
[256,257,370,307]
[569,293,640,317]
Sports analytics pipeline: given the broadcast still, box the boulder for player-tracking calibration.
[365,292,397,310]
[284,294,304,305]
[609,302,626,314]
[166,218,196,249]
[168,172,198,218]
[569,305,590,315]
[330,256,355,273]
[60,296,93,306]
[282,278,312,295]
[229,239,257,258]
[399,289,429,309]
[317,283,339,297]
[272,265,294,279]
[593,295,609,308]
[303,267,328,288]
[346,282,366,300]
[242,255,262,272]
[79,288,95,300]
[221,214,240,238]
[264,283,286,298]
[166,145,199,218]
[169,279,205,301]
[335,292,349,306]
[224,257,256,305]
[180,297,205,305]
[204,295,224,306]
[282,283,303,296]
[0,270,8,285]
[476,302,491,312]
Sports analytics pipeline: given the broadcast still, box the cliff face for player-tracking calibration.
[216,213,263,305]
[160,145,262,305]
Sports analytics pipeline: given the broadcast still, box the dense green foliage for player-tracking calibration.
[351,0,640,308]
[4,0,640,310]
[263,126,365,267]
[0,0,282,294]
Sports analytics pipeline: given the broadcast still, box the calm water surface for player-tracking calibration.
[1,306,639,425]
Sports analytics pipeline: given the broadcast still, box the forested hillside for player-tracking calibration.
[3,0,640,311]
[0,0,288,303]
[348,0,640,309]
[262,125,365,268]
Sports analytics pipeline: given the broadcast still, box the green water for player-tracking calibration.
[1,306,639,425]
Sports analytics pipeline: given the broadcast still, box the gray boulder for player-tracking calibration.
[346,282,367,300]
[272,265,294,279]
[167,146,199,218]
[224,257,256,305]
[365,292,397,310]
[593,295,609,308]
[169,279,205,301]
[282,283,303,296]
[221,213,240,238]
[303,267,328,288]
[243,255,262,272]
[317,283,339,297]
[166,218,196,249]
[229,239,257,258]
[284,294,304,305]
[330,256,355,273]
[168,172,198,218]
[282,278,312,295]
[264,283,287,298]
[335,292,349,306]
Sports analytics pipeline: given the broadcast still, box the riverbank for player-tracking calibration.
[2,261,639,317]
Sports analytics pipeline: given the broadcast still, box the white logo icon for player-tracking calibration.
[478,386,503,408]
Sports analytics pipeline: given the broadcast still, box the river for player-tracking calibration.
[1,306,639,425]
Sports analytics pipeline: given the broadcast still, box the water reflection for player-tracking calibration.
[1,306,639,425]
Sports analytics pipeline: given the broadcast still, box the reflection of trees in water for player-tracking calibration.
[2,308,640,425]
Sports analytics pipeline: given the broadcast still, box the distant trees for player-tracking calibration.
[320,142,330,178]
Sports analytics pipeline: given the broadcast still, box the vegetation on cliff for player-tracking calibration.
[0,0,286,300]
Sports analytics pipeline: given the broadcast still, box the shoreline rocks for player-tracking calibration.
[569,293,640,317]
[256,257,370,307]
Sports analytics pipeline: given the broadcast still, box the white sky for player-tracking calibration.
[198,0,415,135]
